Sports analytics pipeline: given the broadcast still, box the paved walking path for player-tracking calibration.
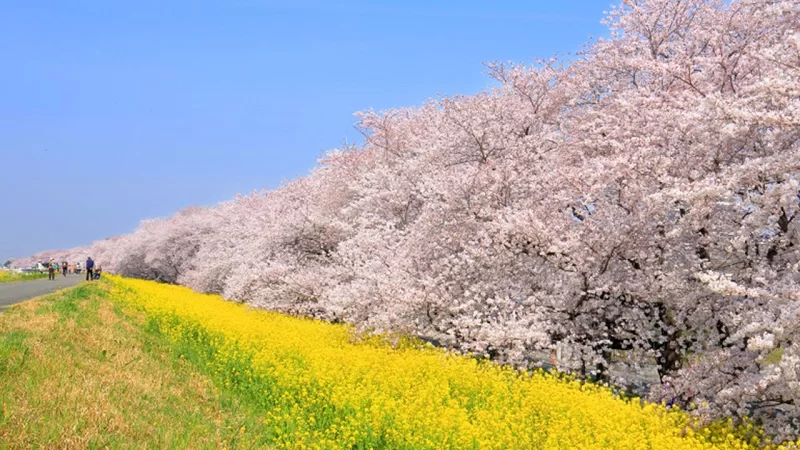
[0,276,84,310]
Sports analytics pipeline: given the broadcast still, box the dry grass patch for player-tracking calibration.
[0,282,272,449]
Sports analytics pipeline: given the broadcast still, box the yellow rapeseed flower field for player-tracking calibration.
[107,276,791,450]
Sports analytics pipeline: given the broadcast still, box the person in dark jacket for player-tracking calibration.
[62,261,68,277]
[85,257,95,281]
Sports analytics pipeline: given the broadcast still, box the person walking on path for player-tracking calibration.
[62,261,68,277]
[85,257,95,281]
[48,258,56,281]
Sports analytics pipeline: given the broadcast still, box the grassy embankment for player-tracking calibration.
[0,277,794,449]
[0,270,47,283]
[0,282,273,448]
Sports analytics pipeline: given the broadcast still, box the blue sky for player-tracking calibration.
[0,0,610,260]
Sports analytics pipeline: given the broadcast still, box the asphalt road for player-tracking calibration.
[0,275,84,309]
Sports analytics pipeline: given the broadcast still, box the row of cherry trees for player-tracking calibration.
[16,0,799,438]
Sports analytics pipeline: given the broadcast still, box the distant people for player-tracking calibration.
[85,257,95,281]
[76,262,82,274]
[62,261,68,277]
[48,258,56,281]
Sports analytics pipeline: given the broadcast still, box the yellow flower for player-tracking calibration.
[107,275,770,450]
